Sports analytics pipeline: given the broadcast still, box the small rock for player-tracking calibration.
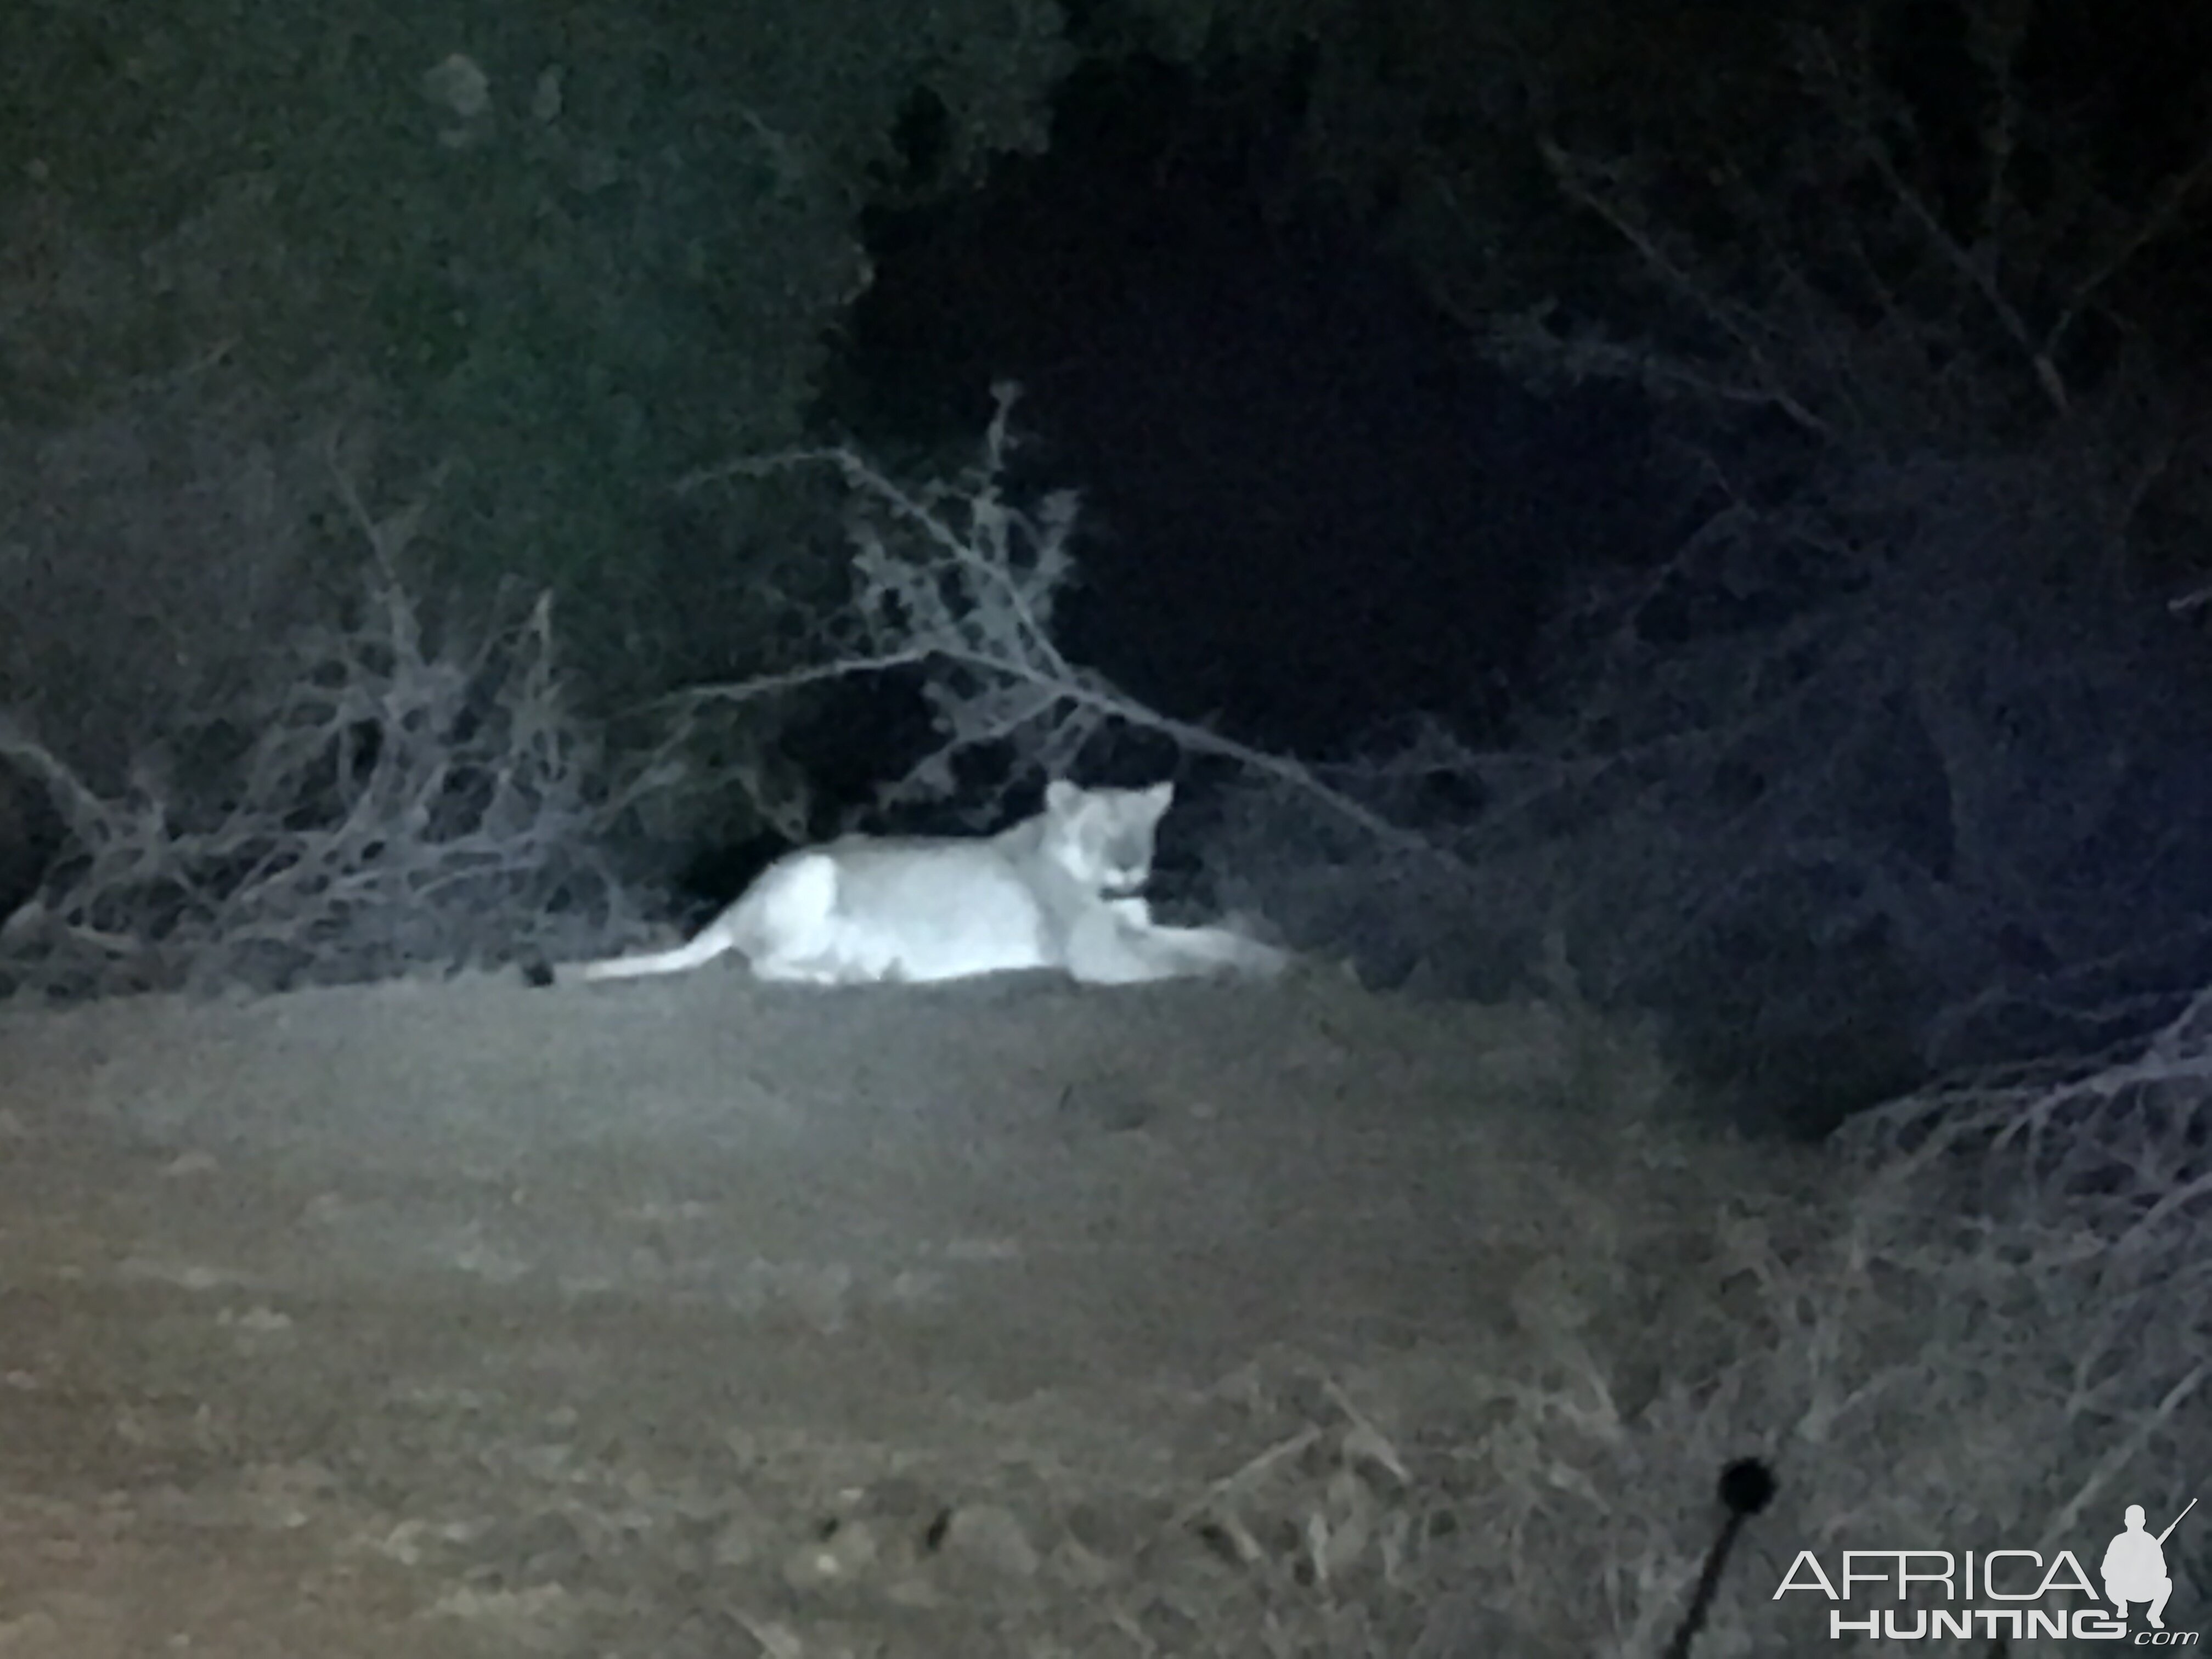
[941,1504,1039,1579]
[781,1518,879,1592]
[712,1509,770,1569]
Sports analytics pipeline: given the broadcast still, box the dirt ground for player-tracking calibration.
[0,962,1801,1657]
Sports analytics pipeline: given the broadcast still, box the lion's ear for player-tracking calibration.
[1045,779,1080,815]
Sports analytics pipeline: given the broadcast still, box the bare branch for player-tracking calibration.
[674,386,1453,864]
[1534,139,1836,438]
[1800,30,2069,416]
[2047,144,2212,360]
[0,454,660,999]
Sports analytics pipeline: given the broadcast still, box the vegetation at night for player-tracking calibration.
[0,2,2207,1654]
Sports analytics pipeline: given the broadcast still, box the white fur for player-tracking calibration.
[566,780,1289,988]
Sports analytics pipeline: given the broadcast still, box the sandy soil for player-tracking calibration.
[0,962,1790,1657]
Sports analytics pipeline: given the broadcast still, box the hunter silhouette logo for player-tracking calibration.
[2103,1499,2194,1632]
